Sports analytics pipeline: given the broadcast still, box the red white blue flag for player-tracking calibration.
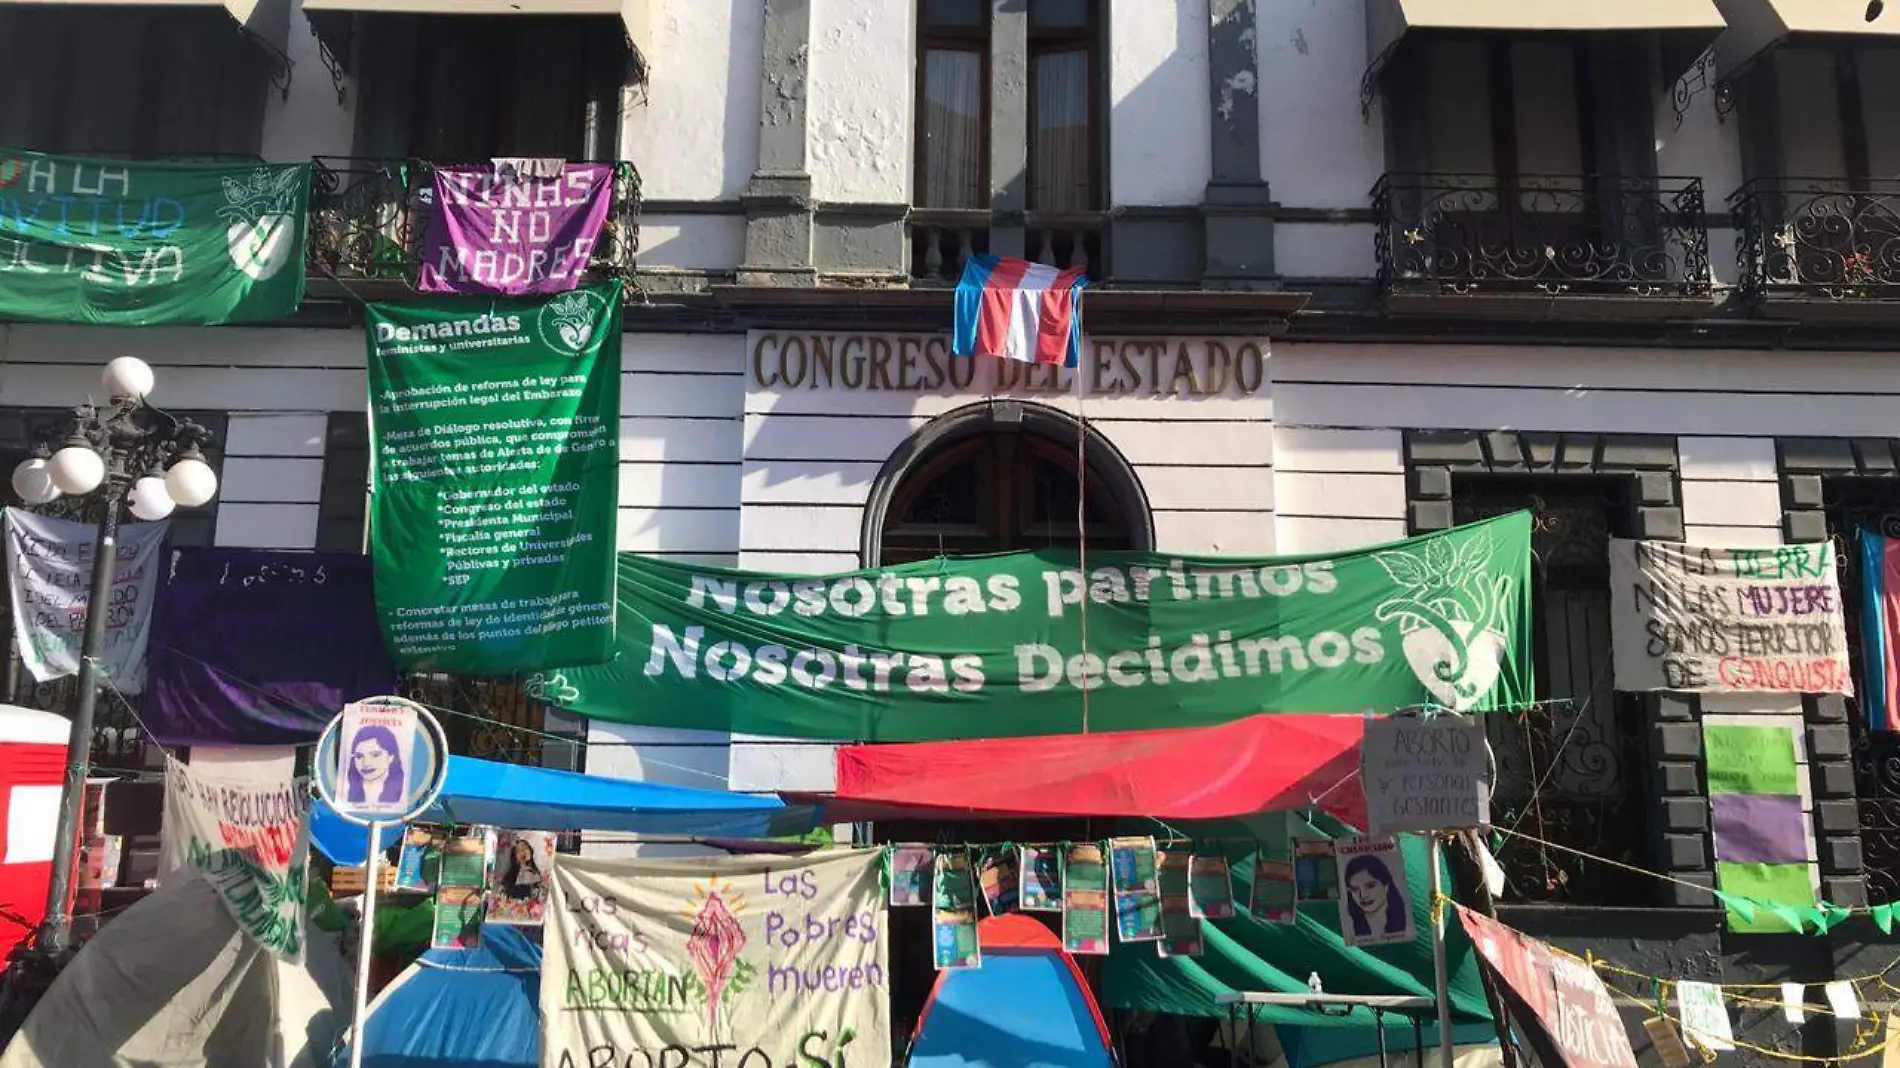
[952,255,1089,367]
[1862,530,1900,731]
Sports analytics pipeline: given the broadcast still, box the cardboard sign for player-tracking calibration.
[1361,713,1491,835]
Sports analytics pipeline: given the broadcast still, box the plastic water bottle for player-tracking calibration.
[1308,971,1324,997]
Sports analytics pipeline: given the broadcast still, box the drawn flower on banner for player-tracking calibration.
[685,879,750,1032]
[1371,528,1515,711]
[538,290,605,354]
[218,167,303,282]
[525,672,580,705]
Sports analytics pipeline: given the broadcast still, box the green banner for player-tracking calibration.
[366,282,622,673]
[0,151,309,324]
[544,512,1532,741]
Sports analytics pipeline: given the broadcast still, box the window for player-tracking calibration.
[316,413,369,554]
[1409,38,1593,179]
[1028,0,1097,211]
[346,15,627,161]
[1764,44,1900,182]
[0,7,268,158]
[916,0,989,210]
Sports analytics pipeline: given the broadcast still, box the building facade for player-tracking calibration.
[6,0,1900,1056]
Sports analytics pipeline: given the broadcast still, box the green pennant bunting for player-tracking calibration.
[1768,903,1810,934]
[1873,903,1895,935]
[1713,891,1757,924]
[1821,903,1853,932]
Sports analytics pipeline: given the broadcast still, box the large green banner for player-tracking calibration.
[0,151,309,325]
[544,512,1533,741]
[366,282,621,674]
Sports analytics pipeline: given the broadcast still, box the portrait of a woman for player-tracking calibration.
[345,724,407,807]
[1343,854,1410,939]
[500,838,543,901]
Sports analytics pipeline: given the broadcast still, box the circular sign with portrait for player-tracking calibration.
[314,696,448,825]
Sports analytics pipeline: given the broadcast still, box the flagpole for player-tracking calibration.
[1430,833,1455,1068]
[348,823,383,1068]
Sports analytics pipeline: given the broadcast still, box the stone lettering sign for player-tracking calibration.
[1360,713,1491,836]
[749,333,1267,397]
[1609,539,1851,694]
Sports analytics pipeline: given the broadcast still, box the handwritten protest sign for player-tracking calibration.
[1361,713,1491,836]
[160,755,309,960]
[1458,905,1638,1068]
[1610,539,1851,694]
[545,850,890,1068]
[417,163,615,296]
[5,508,169,692]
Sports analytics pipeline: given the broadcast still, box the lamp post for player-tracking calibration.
[11,356,218,956]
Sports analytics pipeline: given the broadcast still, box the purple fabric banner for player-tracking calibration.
[145,549,399,745]
[1711,793,1808,865]
[416,162,614,296]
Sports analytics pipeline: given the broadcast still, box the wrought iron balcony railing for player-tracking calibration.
[1732,178,1900,304]
[1372,173,1712,299]
[908,208,1104,282]
[306,156,642,287]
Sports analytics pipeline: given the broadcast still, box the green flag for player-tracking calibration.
[544,511,1533,741]
[0,151,309,324]
[366,282,622,674]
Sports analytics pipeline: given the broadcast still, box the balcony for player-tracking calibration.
[1733,178,1900,320]
[908,209,1105,283]
[1372,173,1712,317]
[305,157,642,296]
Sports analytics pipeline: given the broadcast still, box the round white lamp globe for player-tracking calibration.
[10,458,59,505]
[164,456,218,508]
[101,357,155,400]
[49,445,105,496]
[128,476,176,521]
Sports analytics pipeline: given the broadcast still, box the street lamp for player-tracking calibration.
[9,357,218,957]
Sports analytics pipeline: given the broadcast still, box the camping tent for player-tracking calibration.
[332,923,541,1068]
[0,871,351,1068]
[909,914,1114,1068]
[0,705,68,965]
[310,755,814,865]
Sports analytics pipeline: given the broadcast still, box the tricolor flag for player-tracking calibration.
[952,255,1089,367]
[1861,530,1900,731]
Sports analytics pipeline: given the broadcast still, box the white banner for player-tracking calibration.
[1609,539,1851,694]
[545,849,891,1068]
[4,508,169,692]
[160,754,310,961]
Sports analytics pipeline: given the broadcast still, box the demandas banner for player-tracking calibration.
[1609,539,1851,694]
[417,162,615,296]
[0,152,309,325]
[547,512,1533,741]
[545,850,890,1068]
[5,508,169,692]
[161,755,310,960]
[366,283,622,673]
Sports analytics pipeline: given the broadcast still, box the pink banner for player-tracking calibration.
[417,162,614,296]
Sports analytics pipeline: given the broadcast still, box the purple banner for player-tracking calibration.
[416,162,614,296]
[1711,793,1808,865]
[145,549,398,746]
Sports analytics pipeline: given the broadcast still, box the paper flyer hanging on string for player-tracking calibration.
[932,850,980,970]
[1020,845,1061,911]
[1062,842,1110,955]
[1335,836,1413,947]
[1157,851,1204,957]
[1675,981,1734,1052]
[1188,855,1235,919]
[978,848,1020,916]
[1251,857,1295,924]
[1109,836,1162,943]
[889,845,932,907]
[395,826,442,892]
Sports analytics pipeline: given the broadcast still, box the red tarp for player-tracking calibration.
[801,714,1367,827]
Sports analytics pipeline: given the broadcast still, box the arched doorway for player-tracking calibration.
[862,401,1152,564]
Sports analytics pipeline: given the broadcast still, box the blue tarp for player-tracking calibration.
[332,924,541,1068]
[312,755,813,865]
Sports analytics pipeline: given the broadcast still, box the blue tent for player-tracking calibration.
[910,915,1114,1068]
[331,924,541,1068]
[312,755,814,865]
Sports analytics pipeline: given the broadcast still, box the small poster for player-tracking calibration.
[432,886,484,950]
[336,698,425,817]
[394,826,442,892]
[979,848,1020,916]
[439,831,491,889]
[1062,842,1110,955]
[933,850,980,970]
[1295,839,1339,903]
[1021,845,1061,911]
[1676,981,1735,1052]
[1251,857,1296,923]
[1335,836,1413,946]
[889,845,933,907]
[1157,851,1204,958]
[1360,713,1491,836]
[1188,855,1235,919]
[1110,836,1163,943]
[487,830,556,925]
